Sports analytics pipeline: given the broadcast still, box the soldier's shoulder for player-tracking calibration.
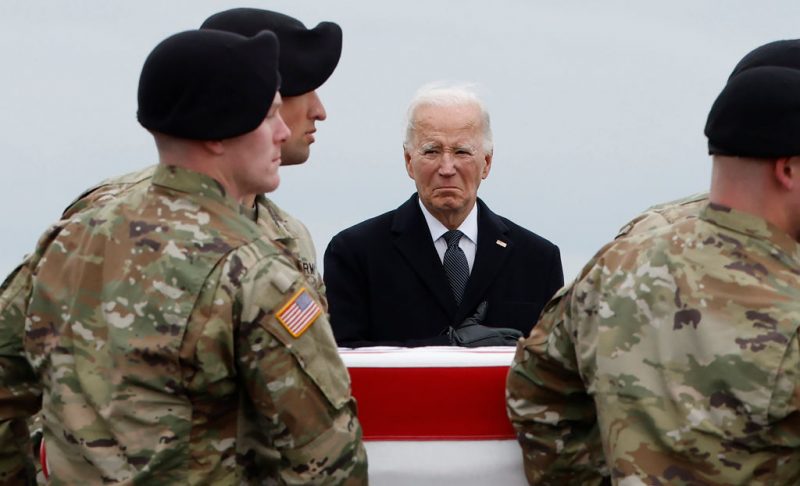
[646,192,709,211]
[645,192,708,222]
[225,237,289,276]
[61,165,156,219]
[259,197,312,235]
[99,165,157,186]
[259,197,289,218]
[616,193,708,239]
[581,216,694,284]
[63,180,261,261]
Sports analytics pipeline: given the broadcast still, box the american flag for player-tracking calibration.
[340,348,524,485]
[277,288,321,337]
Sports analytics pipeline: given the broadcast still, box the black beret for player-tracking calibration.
[201,8,342,97]
[137,29,280,140]
[728,39,800,79]
[705,66,800,158]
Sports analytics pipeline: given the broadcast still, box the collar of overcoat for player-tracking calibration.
[390,193,513,325]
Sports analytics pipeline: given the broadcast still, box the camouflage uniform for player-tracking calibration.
[507,202,800,485]
[570,192,710,287]
[0,165,366,485]
[65,165,325,298]
[256,195,327,310]
[614,192,708,239]
[0,164,324,353]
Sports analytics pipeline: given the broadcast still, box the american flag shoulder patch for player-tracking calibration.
[276,287,322,338]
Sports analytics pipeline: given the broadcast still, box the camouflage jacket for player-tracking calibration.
[256,195,327,310]
[507,203,800,485]
[0,165,324,367]
[67,164,325,299]
[0,165,366,485]
[614,192,708,239]
[569,193,711,288]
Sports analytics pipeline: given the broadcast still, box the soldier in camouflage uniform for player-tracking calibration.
[200,8,343,300]
[507,40,800,485]
[0,8,340,316]
[0,27,366,485]
[0,11,343,483]
[598,35,800,249]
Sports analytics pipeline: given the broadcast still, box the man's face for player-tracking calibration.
[278,90,327,165]
[225,92,291,197]
[404,103,492,223]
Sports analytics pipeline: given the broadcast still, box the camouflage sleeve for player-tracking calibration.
[0,222,76,484]
[506,284,608,485]
[0,261,40,485]
[232,250,367,485]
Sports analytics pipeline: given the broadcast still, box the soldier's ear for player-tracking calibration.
[774,156,799,190]
[204,140,225,156]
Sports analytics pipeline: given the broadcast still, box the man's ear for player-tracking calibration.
[774,156,798,190]
[482,151,493,179]
[204,140,225,156]
[404,148,415,180]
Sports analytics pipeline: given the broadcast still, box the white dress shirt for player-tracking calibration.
[418,199,478,273]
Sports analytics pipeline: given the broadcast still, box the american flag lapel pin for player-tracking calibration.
[496,240,507,248]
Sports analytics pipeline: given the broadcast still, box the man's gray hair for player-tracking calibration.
[403,82,493,153]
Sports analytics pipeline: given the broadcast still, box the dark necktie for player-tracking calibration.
[442,230,469,304]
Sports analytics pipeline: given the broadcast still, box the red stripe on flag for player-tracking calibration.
[348,366,515,441]
[40,438,48,479]
[288,305,319,333]
[277,289,321,336]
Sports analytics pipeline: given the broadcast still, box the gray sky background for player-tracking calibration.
[2,1,800,282]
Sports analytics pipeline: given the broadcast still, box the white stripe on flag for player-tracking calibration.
[365,440,526,485]
[288,305,319,333]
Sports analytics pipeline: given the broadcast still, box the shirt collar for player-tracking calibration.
[151,164,246,216]
[418,197,479,245]
[255,194,294,242]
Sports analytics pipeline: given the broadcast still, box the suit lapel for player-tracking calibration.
[391,194,458,320]
[457,199,512,322]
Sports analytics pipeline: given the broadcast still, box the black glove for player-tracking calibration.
[447,301,523,347]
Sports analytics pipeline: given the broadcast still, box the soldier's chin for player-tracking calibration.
[281,141,310,166]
